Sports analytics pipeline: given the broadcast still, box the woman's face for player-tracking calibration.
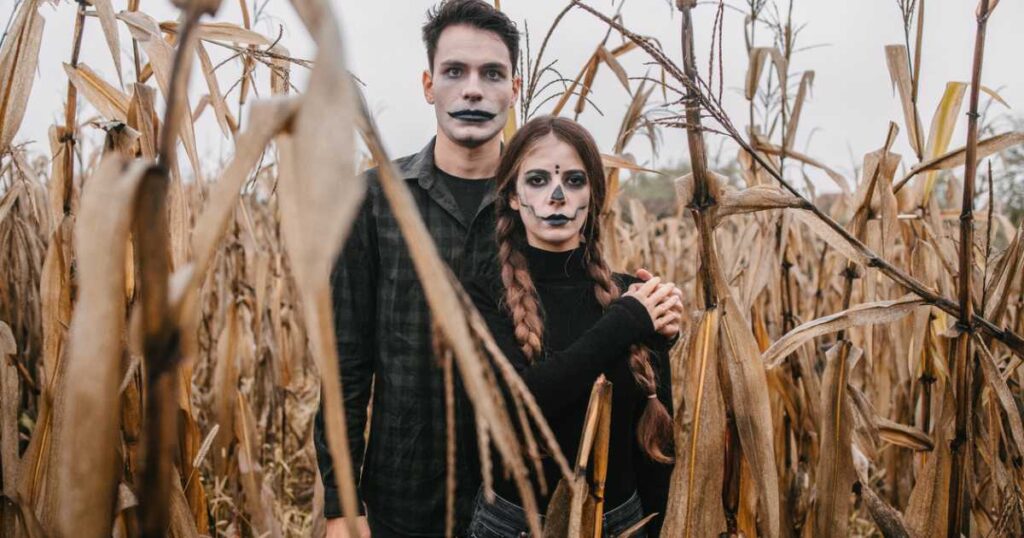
[510,134,592,252]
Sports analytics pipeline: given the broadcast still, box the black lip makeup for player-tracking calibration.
[448,110,496,123]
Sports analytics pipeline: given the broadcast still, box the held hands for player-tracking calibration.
[326,516,371,538]
[623,276,683,338]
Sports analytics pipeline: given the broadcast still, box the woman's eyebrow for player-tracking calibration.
[524,169,551,177]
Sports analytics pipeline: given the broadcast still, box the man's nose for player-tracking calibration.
[462,73,483,101]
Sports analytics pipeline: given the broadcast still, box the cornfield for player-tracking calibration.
[2,0,1024,536]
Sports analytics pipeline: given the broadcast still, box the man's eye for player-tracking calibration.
[445,67,462,77]
[486,70,503,81]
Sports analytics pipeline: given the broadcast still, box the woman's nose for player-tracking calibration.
[549,185,565,203]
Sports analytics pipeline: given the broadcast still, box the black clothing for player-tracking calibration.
[436,166,494,226]
[467,489,647,538]
[314,138,497,536]
[465,246,674,536]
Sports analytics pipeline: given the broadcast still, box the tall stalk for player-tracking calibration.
[678,2,741,534]
[947,0,994,535]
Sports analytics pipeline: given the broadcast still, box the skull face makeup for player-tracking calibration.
[510,134,592,252]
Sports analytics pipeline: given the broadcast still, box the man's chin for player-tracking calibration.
[442,124,503,149]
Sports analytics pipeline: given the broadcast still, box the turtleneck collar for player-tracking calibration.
[524,244,589,282]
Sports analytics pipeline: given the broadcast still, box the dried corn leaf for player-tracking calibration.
[661,309,727,538]
[118,11,204,182]
[235,392,282,537]
[601,153,656,174]
[790,209,870,273]
[91,0,123,86]
[975,337,1024,459]
[717,184,806,221]
[596,46,630,92]
[715,277,780,538]
[763,297,924,369]
[904,384,954,537]
[277,0,367,531]
[884,45,924,157]
[744,47,787,101]
[0,321,17,497]
[195,42,235,137]
[55,155,149,537]
[901,132,1024,186]
[783,71,814,150]
[858,473,911,538]
[876,417,933,451]
[753,143,849,193]
[160,20,271,45]
[812,342,856,538]
[64,63,130,122]
[0,0,44,150]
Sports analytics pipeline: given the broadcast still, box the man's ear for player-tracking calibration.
[511,75,522,107]
[422,69,435,104]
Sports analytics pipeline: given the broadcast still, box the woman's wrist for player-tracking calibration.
[611,295,657,337]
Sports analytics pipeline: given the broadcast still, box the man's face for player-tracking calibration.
[423,24,520,149]
[510,134,592,252]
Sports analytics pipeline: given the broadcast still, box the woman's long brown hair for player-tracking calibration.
[493,115,673,463]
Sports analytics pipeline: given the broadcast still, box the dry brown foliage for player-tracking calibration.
[2,0,1024,537]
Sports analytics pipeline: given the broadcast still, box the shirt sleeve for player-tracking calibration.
[314,181,378,518]
[465,278,657,416]
[633,335,675,535]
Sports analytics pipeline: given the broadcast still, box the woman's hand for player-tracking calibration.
[623,277,682,338]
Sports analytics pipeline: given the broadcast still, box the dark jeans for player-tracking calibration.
[467,489,646,538]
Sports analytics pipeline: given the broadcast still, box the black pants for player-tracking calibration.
[467,489,646,538]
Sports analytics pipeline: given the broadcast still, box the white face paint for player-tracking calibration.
[510,135,591,252]
[423,25,520,149]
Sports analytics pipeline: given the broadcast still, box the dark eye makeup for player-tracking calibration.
[564,170,588,187]
[524,169,550,186]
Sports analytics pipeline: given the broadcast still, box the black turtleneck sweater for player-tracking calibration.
[465,245,673,532]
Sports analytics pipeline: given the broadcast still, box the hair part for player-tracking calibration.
[493,115,674,463]
[422,0,521,74]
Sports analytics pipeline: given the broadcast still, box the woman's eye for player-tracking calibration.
[525,174,547,186]
[566,173,587,186]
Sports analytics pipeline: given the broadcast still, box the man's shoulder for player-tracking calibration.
[361,151,422,196]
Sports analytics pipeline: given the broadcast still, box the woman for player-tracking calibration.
[466,116,681,537]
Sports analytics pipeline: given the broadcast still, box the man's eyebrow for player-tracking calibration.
[480,62,510,72]
[438,60,468,68]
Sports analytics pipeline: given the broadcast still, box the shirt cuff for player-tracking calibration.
[610,295,656,338]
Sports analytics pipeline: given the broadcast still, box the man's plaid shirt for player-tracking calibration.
[314,139,497,536]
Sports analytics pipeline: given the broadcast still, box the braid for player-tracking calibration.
[585,241,675,464]
[497,211,544,361]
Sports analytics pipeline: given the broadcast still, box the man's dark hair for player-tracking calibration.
[422,0,520,74]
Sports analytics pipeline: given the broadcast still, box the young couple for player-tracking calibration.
[314,2,683,537]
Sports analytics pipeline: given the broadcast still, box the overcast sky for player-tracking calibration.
[14,0,1024,191]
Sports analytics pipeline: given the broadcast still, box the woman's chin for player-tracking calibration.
[527,230,582,251]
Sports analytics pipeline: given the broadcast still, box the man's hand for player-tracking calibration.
[326,516,371,538]
[635,268,684,339]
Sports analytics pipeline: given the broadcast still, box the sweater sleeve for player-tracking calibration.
[633,335,675,535]
[465,278,657,415]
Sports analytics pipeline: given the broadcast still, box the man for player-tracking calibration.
[315,1,521,536]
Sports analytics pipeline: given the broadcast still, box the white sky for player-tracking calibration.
[13,0,1024,192]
